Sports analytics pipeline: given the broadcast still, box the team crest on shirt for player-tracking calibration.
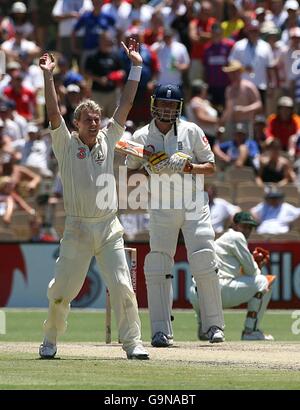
[94,149,105,165]
[77,147,87,159]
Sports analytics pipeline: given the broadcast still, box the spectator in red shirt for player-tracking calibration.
[188,1,216,82]
[266,96,300,151]
[3,69,36,121]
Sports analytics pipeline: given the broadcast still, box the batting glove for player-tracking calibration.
[168,152,192,173]
[147,151,169,174]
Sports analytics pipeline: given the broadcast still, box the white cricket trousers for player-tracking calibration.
[43,215,142,351]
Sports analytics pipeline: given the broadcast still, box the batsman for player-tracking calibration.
[190,211,276,341]
[126,84,225,346]
[38,39,149,360]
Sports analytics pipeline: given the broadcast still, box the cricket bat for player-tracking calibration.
[115,139,193,172]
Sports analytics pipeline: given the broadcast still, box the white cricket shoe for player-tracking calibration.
[151,331,174,347]
[126,344,150,360]
[39,341,57,359]
[206,326,225,343]
[241,330,274,341]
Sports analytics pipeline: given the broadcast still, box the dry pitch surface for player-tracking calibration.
[1,341,299,371]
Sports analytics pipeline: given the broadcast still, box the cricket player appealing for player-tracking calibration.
[190,212,275,341]
[38,39,149,360]
[126,84,225,346]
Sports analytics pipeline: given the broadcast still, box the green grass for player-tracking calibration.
[0,309,298,343]
[0,309,300,390]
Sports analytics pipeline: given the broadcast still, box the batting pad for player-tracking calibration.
[144,252,174,338]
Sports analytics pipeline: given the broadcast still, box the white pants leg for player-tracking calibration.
[43,217,93,344]
[183,203,224,333]
[95,234,143,351]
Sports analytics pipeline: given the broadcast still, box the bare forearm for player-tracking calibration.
[189,162,216,175]
[43,71,61,126]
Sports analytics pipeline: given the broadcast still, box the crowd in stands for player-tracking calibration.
[0,0,300,242]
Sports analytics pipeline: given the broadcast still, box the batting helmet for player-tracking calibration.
[151,84,183,123]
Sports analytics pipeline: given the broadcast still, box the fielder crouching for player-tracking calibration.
[190,211,276,341]
[38,40,149,360]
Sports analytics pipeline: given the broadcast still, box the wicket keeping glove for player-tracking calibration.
[168,152,192,173]
[147,151,169,174]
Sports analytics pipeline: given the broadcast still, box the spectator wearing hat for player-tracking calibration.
[202,22,234,108]
[185,79,219,148]
[213,122,260,169]
[265,96,300,151]
[251,186,300,234]
[255,137,296,188]
[253,114,268,151]
[188,1,216,82]
[151,27,190,87]
[280,0,300,44]
[220,60,262,136]
[9,2,34,40]
[52,0,93,63]
[228,19,276,107]
[120,27,159,125]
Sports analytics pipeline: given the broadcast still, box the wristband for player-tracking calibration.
[128,65,142,82]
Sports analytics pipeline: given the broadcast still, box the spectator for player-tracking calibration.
[255,138,296,187]
[188,0,216,82]
[27,0,57,49]
[143,11,164,46]
[0,99,24,142]
[265,96,300,151]
[21,123,53,177]
[118,0,154,32]
[228,19,276,107]
[3,69,37,121]
[185,79,218,148]
[151,27,190,88]
[221,0,244,40]
[63,84,83,131]
[253,114,268,152]
[203,22,234,108]
[206,184,241,234]
[0,26,41,61]
[251,186,300,234]
[52,0,93,62]
[280,0,300,44]
[213,122,260,169]
[85,31,125,119]
[9,2,34,40]
[71,0,116,72]
[265,0,288,29]
[0,176,15,225]
[220,60,262,136]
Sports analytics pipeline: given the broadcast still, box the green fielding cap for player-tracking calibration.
[233,211,258,227]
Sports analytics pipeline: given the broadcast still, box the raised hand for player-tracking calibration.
[39,53,56,73]
[121,37,143,66]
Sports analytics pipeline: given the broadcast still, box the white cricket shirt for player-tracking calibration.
[51,117,124,218]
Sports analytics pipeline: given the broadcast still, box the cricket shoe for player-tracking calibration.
[241,330,274,341]
[151,331,173,347]
[126,344,149,360]
[39,341,57,359]
[206,326,225,343]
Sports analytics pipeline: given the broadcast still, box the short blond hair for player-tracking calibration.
[73,99,102,121]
